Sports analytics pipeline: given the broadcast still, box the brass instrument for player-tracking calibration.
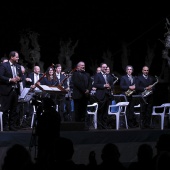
[112,74,119,85]
[125,85,135,97]
[142,75,158,97]
[111,74,119,95]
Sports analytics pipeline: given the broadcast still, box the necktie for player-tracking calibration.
[11,65,17,78]
[103,74,107,83]
[128,76,133,84]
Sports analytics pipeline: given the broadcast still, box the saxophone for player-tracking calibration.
[111,74,119,95]
[125,85,135,96]
[141,76,158,97]
[112,74,118,85]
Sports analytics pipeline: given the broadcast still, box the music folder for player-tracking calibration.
[36,84,67,94]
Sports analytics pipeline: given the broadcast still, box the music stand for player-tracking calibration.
[113,94,128,102]
[18,88,32,127]
[132,95,148,105]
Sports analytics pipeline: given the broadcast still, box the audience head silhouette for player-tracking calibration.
[55,137,74,161]
[2,144,34,170]
[101,143,120,162]
[155,133,170,152]
[137,143,153,162]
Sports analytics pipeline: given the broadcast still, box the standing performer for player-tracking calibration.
[93,63,114,129]
[0,51,22,131]
[55,64,68,122]
[120,65,138,128]
[71,61,92,123]
[136,66,158,129]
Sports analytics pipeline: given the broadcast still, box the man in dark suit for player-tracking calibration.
[26,65,43,90]
[0,51,22,131]
[93,63,114,129]
[136,65,158,129]
[120,65,138,128]
[55,64,69,122]
[71,61,92,123]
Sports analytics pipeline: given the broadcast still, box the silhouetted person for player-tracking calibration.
[128,143,153,170]
[97,143,127,170]
[35,97,61,170]
[2,144,35,170]
[53,137,87,170]
[151,133,170,170]
[86,150,97,169]
[155,151,170,170]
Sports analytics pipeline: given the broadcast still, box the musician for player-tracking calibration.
[90,66,101,102]
[71,61,92,123]
[26,65,43,90]
[40,66,59,104]
[135,66,157,129]
[120,65,138,128]
[93,63,114,129]
[0,51,22,131]
[55,64,68,122]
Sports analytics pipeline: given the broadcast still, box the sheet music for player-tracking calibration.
[18,88,30,99]
[39,85,61,91]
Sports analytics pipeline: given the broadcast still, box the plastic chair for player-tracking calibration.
[108,102,129,130]
[151,103,170,130]
[87,102,98,129]
[134,104,141,127]
[31,105,36,128]
[0,111,3,131]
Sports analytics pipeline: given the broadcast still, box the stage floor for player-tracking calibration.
[0,122,170,167]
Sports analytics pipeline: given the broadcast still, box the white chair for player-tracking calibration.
[134,104,140,115]
[87,102,98,129]
[134,104,141,127]
[31,105,36,128]
[151,103,170,130]
[108,102,129,130]
[0,111,3,131]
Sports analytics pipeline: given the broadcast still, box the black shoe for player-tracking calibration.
[9,126,18,131]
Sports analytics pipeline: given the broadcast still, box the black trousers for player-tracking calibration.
[1,89,19,127]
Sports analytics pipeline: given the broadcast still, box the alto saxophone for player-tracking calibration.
[111,74,119,95]
[142,76,158,97]
[125,75,136,96]
[125,86,135,97]
[112,74,119,85]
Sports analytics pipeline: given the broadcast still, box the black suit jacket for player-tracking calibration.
[120,75,136,94]
[135,74,156,94]
[71,70,92,99]
[93,72,114,100]
[27,72,44,86]
[0,62,22,95]
[58,73,68,89]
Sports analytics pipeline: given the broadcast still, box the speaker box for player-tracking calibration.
[60,122,86,131]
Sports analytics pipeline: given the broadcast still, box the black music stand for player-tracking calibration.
[113,94,128,102]
[18,88,33,127]
[132,95,148,105]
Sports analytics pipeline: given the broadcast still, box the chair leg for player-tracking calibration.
[161,115,165,130]
[116,115,119,130]
[0,112,3,131]
[124,115,128,129]
[94,114,97,129]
